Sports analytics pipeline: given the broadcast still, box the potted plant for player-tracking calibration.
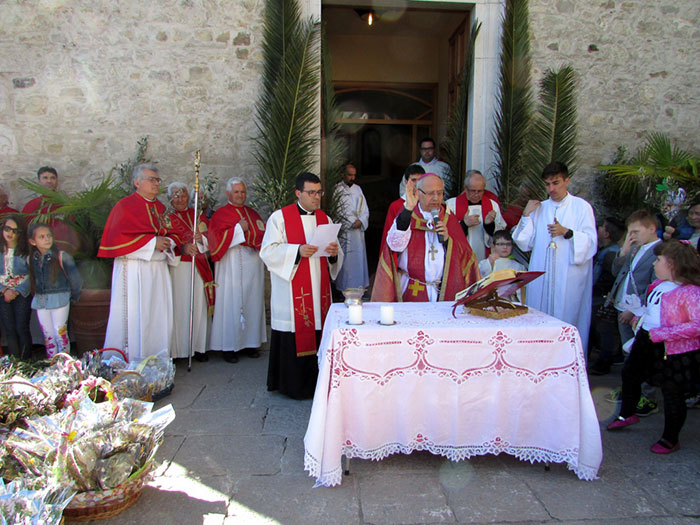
[19,139,148,353]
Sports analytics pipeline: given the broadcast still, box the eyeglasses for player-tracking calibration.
[418,189,444,198]
[2,226,18,234]
[466,188,485,194]
[420,147,434,151]
[494,242,512,247]
[301,190,324,197]
[145,176,162,184]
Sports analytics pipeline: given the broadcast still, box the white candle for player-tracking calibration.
[380,305,394,325]
[348,304,363,325]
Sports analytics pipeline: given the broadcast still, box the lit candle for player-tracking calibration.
[380,305,394,325]
[348,304,363,325]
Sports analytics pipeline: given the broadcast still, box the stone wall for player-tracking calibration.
[1,0,698,211]
[528,0,700,204]
[0,0,265,209]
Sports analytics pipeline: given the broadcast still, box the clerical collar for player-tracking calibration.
[136,192,157,202]
[297,203,315,215]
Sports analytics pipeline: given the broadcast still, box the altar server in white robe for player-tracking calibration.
[334,161,369,291]
[99,164,176,362]
[208,178,267,362]
[447,170,506,262]
[513,161,597,350]
[167,182,214,361]
[260,172,343,400]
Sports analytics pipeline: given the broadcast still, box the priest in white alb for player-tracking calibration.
[207,178,267,363]
[334,161,369,291]
[446,170,506,261]
[99,164,176,362]
[260,172,343,399]
[512,161,597,350]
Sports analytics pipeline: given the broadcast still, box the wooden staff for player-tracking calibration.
[188,149,201,372]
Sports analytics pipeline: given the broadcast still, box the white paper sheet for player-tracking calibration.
[309,223,341,258]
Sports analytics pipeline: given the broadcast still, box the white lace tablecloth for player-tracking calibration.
[303,302,602,486]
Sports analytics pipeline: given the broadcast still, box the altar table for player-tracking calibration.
[303,302,602,487]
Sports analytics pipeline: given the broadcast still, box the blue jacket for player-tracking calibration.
[31,250,83,302]
[0,250,31,297]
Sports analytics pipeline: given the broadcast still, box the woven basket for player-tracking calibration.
[62,463,152,521]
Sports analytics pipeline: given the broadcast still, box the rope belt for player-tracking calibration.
[398,269,442,290]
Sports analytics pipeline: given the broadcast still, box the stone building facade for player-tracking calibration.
[0,0,697,209]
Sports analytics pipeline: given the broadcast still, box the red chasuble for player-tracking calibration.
[98,193,172,258]
[208,203,266,262]
[281,204,331,357]
[168,208,216,312]
[372,205,480,302]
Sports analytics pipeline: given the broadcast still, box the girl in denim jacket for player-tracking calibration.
[607,240,700,454]
[0,214,32,360]
[28,223,82,357]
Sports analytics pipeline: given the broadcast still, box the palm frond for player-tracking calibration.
[320,24,348,230]
[524,65,578,199]
[252,0,321,212]
[441,20,481,198]
[491,0,534,206]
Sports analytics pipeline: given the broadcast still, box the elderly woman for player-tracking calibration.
[167,182,215,362]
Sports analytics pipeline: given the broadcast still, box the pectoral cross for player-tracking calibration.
[428,243,439,261]
[408,280,425,297]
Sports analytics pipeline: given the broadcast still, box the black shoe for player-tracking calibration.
[194,352,209,362]
[243,348,260,358]
[223,352,239,363]
[588,361,611,376]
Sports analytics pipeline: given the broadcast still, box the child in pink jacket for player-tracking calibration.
[607,239,700,454]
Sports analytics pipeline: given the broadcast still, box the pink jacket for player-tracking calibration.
[648,280,700,355]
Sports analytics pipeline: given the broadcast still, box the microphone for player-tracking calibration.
[430,209,444,244]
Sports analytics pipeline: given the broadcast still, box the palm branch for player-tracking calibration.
[491,0,534,206]
[320,24,348,232]
[252,0,321,212]
[524,65,578,199]
[441,20,481,198]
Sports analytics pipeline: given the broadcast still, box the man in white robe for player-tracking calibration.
[398,137,453,197]
[208,178,267,362]
[334,162,369,291]
[99,164,176,362]
[260,172,343,399]
[447,170,506,261]
[513,161,597,350]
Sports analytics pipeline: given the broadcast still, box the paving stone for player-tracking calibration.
[347,450,446,474]
[154,383,205,410]
[441,464,550,523]
[155,435,185,472]
[281,435,306,475]
[620,461,700,515]
[173,434,285,477]
[166,407,266,436]
[189,383,259,410]
[263,402,313,437]
[358,471,455,524]
[522,467,664,521]
[230,473,359,525]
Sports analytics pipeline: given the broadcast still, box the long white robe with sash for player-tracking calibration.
[209,224,267,352]
[334,182,369,290]
[260,209,344,333]
[104,237,175,362]
[512,193,597,349]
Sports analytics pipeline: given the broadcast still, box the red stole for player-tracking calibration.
[371,205,480,302]
[168,209,216,312]
[98,193,172,258]
[454,192,494,222]
[208,204,265,262]
[281,204,331,357]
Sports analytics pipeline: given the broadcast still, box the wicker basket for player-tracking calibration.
[62,463,152,521]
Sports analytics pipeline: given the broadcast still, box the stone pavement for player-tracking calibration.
[71,348,700,525]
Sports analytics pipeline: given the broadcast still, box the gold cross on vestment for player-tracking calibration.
[408,280,426,297]
[428,244,439,261]
[294,286,313,327]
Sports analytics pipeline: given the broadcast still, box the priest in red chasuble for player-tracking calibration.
[99,164,176,362]
[371,173,480,302]
[260,172,343,400]
[166,182,215,361]
[207,177,267,363]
